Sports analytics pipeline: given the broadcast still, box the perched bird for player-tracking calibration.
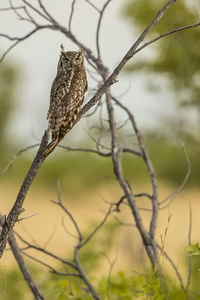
[45,45,87,155]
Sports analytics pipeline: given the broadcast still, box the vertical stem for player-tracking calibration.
[105,91,157,267]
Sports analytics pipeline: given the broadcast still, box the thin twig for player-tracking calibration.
[17,213,38,222]
[100,252,117,300]
[0,6,25,12]
[85,0,100,12]
[156,242,186,293]
[186,203,192,293]
[14,231,77,270]
[79,0,178,118]
[159,145,191,208]
[134,22,200,56]
[96,0,112,60]
[58,144,141,157]
[51,179,82,242]
[0,144,39,176]
[61,216,78,240]
[68,0,77,32]
[37,0,57,23]
[22,250,79,277]
[22,0,50,21]
[112,96,158,241]
[80,204,112,248]
[0,214,44,300]
[0,26,49,63]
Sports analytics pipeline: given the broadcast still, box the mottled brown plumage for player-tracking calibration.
[45,45,87,154]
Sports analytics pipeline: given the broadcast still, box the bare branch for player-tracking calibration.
[9,233,44,299]
[61,216,78,240]
[113,195,127,212]
[159,145,191,208]
[8,0,34,23]
[156,242,186,293]
[51,179,83,242]
[85,0,100,13]
[0,214,44,300]
[22,0,50,21]
[0,144,39,176]
[134,193,153,200]
[79,0,177,117]
[111,96,158,239]
[22,250,79,277]
[68,0,77,32]
[100,251,117,300]
[37,0,57,23]
[0,26,49,63]
[135,22,200,56]
[58,144,141,158]
[17,213,38,222]
[96,0,112,60]
[80,204,112,248]
[14,231,77,270]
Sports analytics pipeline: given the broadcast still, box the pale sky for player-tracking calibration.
[0,0,180,146]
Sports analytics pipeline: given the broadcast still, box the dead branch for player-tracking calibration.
[134,22,200,56]
[0,144,39,176]
[0,214,44,300]
[110,95,158,267]
[159,145,191,209]
[96,0,112,60]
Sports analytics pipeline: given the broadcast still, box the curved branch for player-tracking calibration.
[68,0,77,32]
[0,26,49,63]
[159,145,191,208]
[111,96,158,239]
[0,144,39,176]
[96,0,112,60]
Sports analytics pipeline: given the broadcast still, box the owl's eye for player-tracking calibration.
[74,53,82,63]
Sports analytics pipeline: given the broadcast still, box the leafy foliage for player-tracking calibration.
[188,243,200,257]
[1,264,199,299]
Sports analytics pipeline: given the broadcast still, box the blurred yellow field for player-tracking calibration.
[1,180,199,279]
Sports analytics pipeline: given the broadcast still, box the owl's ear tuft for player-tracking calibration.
[79,47,84,56]
[60,44,65,54]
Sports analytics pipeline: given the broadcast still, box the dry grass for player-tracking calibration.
[1,180,199,278]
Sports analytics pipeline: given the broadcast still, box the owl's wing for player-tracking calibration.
[46,71,74,121]
[84,77,88,94]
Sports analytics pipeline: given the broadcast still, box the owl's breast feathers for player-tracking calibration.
[47,65,87,140]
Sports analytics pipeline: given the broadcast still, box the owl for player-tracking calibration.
[45,45,87,155]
